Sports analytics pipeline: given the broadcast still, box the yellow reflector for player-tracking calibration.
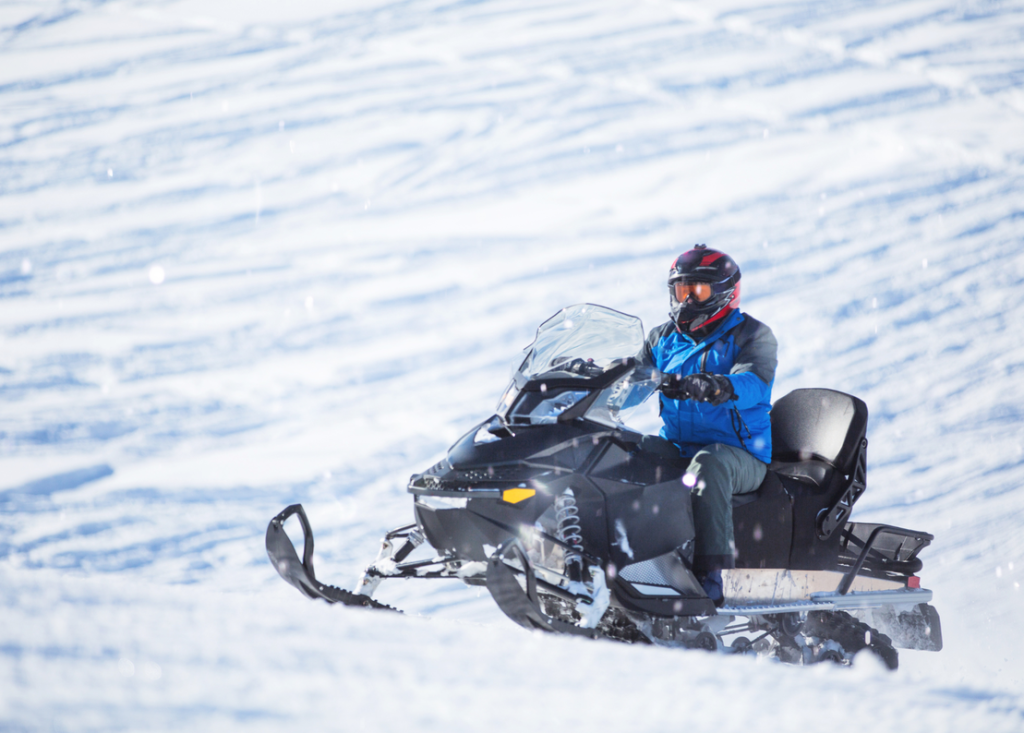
[502,488,536,504]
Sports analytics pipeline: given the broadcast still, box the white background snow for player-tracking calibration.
[2,0,1023,730]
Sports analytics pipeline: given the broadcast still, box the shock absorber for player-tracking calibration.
[555,488,584,583]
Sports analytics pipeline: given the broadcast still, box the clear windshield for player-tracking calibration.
[500,304,660,431]
[521,304,644,377]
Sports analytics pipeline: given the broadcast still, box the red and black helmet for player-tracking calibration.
[668,244,741,334]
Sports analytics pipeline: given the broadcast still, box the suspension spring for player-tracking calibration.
[555,488,584,582]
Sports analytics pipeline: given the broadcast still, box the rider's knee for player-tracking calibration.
[684,444,734,494]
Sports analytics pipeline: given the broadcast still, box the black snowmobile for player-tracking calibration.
[267,304,942,669]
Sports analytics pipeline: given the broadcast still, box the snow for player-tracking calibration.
[574,567,611,630]
[2,0,1024,730]
[613,518,636,560]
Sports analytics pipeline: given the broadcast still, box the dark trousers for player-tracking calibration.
[685,443,767,574]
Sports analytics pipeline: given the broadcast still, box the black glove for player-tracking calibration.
[659,372,735,406]
[558,357,605,378]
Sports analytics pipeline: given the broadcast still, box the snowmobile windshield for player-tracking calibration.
[520,304,645,378]
[501,304,660,430]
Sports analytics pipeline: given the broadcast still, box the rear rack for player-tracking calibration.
[837,523,933,592]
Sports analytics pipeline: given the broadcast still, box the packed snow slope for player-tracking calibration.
[2,0,1023,730]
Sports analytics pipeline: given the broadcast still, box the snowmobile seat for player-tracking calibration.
[732,470,793,569]
[769,388,867,478]
[768,388,870,569]
[770,459,834,493]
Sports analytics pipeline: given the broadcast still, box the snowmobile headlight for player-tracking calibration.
[509,389,590,425]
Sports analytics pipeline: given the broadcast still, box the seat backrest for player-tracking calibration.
[770,389,867,476]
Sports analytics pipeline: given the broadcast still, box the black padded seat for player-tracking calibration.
[731,491,758,508]
[769,459,834,492]
[768,388,870,570]
[770,389,867,477]
[732,470,793,568]
[732,388,870,570]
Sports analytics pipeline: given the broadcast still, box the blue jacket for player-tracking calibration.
[640,309,777,463]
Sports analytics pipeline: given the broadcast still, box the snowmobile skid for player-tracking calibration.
[267,304,943,669]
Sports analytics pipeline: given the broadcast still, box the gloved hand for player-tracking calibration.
[558,357,605,378]
[659,372,735,405]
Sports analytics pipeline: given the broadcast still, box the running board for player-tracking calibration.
[720,587,933,616]
[723,568,910,605]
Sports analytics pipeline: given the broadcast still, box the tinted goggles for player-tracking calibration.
[673,281,713,302]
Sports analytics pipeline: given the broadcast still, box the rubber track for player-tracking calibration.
[804,610,898,670]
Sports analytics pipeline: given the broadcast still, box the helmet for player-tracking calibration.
[668,244,741,334]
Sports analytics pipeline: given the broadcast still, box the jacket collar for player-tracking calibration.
[678,308,744,346]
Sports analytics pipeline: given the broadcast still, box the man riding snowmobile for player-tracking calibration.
[266,248,943,667]
[640,244,777,604]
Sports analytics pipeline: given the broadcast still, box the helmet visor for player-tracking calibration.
[673,281,713,303]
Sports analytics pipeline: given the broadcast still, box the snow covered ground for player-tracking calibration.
[2,0,1023,729]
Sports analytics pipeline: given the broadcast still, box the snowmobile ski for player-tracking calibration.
[266,504,398,612]
[485,539,601,638]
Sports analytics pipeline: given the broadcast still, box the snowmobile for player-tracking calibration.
[266,304,942,669]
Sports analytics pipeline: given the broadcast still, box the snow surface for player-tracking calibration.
[2,0,1024,729]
